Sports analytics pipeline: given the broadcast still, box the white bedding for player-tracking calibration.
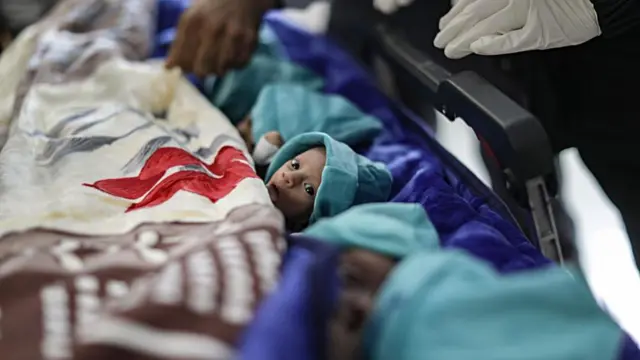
[0,0,272,237]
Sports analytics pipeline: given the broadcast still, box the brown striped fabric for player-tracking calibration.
[0,204,286,359]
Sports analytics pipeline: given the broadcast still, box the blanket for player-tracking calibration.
[0,203,285,359]
[0,0,271,237]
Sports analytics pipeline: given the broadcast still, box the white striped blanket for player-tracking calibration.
[0,1,282,358]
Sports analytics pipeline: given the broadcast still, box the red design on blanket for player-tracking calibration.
[85,146,258,212]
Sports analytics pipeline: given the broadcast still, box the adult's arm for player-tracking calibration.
[592,0,640,37]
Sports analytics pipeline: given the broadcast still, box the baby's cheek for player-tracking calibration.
[277,197,314,231]
[273,195,297,218]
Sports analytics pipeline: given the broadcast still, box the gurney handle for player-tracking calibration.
[374,25,554,182]
[374,25,564,263]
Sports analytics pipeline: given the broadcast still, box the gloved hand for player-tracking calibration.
[434,0,601,59]
[166,0,275,77]
[373,0,414,15]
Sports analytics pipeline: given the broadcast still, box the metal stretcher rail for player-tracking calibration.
[373,25,564,263]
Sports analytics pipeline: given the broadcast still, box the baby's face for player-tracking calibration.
[267,147,326,230]
[328,250,397,360]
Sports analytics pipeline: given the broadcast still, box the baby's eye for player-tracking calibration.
[338,265,362,289]
[304,183,315,196]
[291,159,300,170]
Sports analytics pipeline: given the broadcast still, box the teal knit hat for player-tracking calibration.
[304,203,439,258]
[266,132,392,224]
[205,25,324,124]
[367,253,622,360]
[250,84,382,146]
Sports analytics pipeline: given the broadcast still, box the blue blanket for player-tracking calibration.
[154,0,549,272]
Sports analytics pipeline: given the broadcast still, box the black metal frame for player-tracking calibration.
[368,25,564,263]
[373,25,564,262]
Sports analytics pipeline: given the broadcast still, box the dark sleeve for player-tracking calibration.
[591,0,640,37]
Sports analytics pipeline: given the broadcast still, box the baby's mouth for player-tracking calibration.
[267,183,279,203]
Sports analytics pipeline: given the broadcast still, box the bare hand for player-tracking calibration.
[166,0,275,77]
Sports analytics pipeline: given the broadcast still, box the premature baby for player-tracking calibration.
[262,132,392,232]
[228,84,389,231]
[301,203,622,360]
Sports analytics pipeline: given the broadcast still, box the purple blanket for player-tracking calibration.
[263,13,550,271]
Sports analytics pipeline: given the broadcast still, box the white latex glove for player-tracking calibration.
[373,0,414,15]
[434,0,601,59]
[280,1,331,34]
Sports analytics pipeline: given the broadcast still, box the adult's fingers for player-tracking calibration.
[166,13,202,71]
[194,24,222,77]
[166,13,190,68]
[374,0,399,15]
[434,0,506,49]
[228,26,258,72]
[435,9,475,49]
[212,24,242,76]
[236,31,257,68]
[442,5,518,59]
[438,0,476,30]
[470,27,536,56]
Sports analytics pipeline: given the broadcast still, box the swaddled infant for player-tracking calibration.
[210,76,389,230]
[235,85,389,231]
[259,131,392,232]
[243,203,625,360]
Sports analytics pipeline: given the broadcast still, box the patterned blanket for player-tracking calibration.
[0,0,271,236]
[0,1,282,358]
[0,204,285,359]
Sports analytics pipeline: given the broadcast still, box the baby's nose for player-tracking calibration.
[282,171,302,188]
